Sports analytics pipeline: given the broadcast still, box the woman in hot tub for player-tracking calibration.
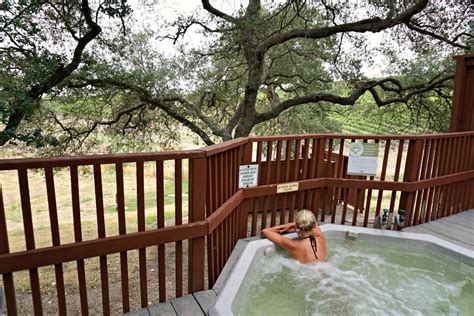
[261,209,327,264]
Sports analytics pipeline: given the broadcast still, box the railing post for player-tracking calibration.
[450,54,474,132]
[315,138,326,220]
[399,139,424,227]
[188,156,206,292]
[238,141,253,238]
[242,141,253,165]
[238,199,250,239]
[470,135,474,209]
[0,185,17,315]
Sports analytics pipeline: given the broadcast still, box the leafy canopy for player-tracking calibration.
[0,0,471,154]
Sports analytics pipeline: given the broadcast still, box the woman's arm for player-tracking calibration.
[261,227,297,251]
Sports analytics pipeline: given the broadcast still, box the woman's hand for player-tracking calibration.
[272,222,296,234]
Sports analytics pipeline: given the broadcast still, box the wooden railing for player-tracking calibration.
[246,133,474,226]
[0,132,473,315]
[0,150,208,315]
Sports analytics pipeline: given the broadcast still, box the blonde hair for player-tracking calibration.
[294,209,316,233]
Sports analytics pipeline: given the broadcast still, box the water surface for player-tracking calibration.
[234,237,474,315]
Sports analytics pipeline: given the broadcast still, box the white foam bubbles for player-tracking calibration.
[234,238,474,316]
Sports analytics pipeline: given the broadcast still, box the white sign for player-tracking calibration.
[239,164,259,188]
[347,143,379,176]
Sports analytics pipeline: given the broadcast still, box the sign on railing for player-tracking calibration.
[239,164,259,188]
[276,182,299,193]
[347,142,379,176]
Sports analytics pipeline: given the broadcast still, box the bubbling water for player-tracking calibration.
[234,238,474,315]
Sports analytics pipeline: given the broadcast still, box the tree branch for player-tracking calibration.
[48,2,80,41]
[404,20,471,50]
[49,102,148,146]
[1,1,45,31]
[159,19,234,44]
[368,75,454,106]
[68,78,219,145]
[0,0,102,146]
[201,0,237,23]
[261,0,429,51]
[256,74,453,123]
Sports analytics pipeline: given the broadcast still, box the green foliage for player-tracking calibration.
[254,103,342,136]
[99,1,132,19]
[30,94,182,154]
[0,0,132,149]
[1,1,470,154]
[329,101,432,135]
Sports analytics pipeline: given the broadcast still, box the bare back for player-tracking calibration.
[288,235,327,264]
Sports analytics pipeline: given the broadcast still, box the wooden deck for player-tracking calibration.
[402,209,474,251]
[124,290,216,316]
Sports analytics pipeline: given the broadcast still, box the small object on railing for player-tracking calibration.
[398,208,406,223]
[375,210,402,230]
[386,212,402,231]
[387,212,394,230]
[382,208,389,224]
[393,213,401,230]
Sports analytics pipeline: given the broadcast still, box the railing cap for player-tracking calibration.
[202,137,248,156]
[248,131,474,142]
[0,150,205,170]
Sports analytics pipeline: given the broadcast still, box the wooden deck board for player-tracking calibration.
[148,301,176,316]
[423,221,473,242]
[452,210,474,220]
[440,215,474,229]
[418,223,473,243]
[170,294,204,316]
[406,225,473,248]
[427,218,473,234]
[403,210,474,250]
[145,289,217,316]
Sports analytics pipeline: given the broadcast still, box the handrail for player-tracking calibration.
[206,190,244,232]
[0,220,208,274]
[202,137,248,156]
[1,131,472,170]
[0,150,205,170]
[248,131,474,141]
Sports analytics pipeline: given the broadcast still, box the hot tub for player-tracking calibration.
[210,224,474,315]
